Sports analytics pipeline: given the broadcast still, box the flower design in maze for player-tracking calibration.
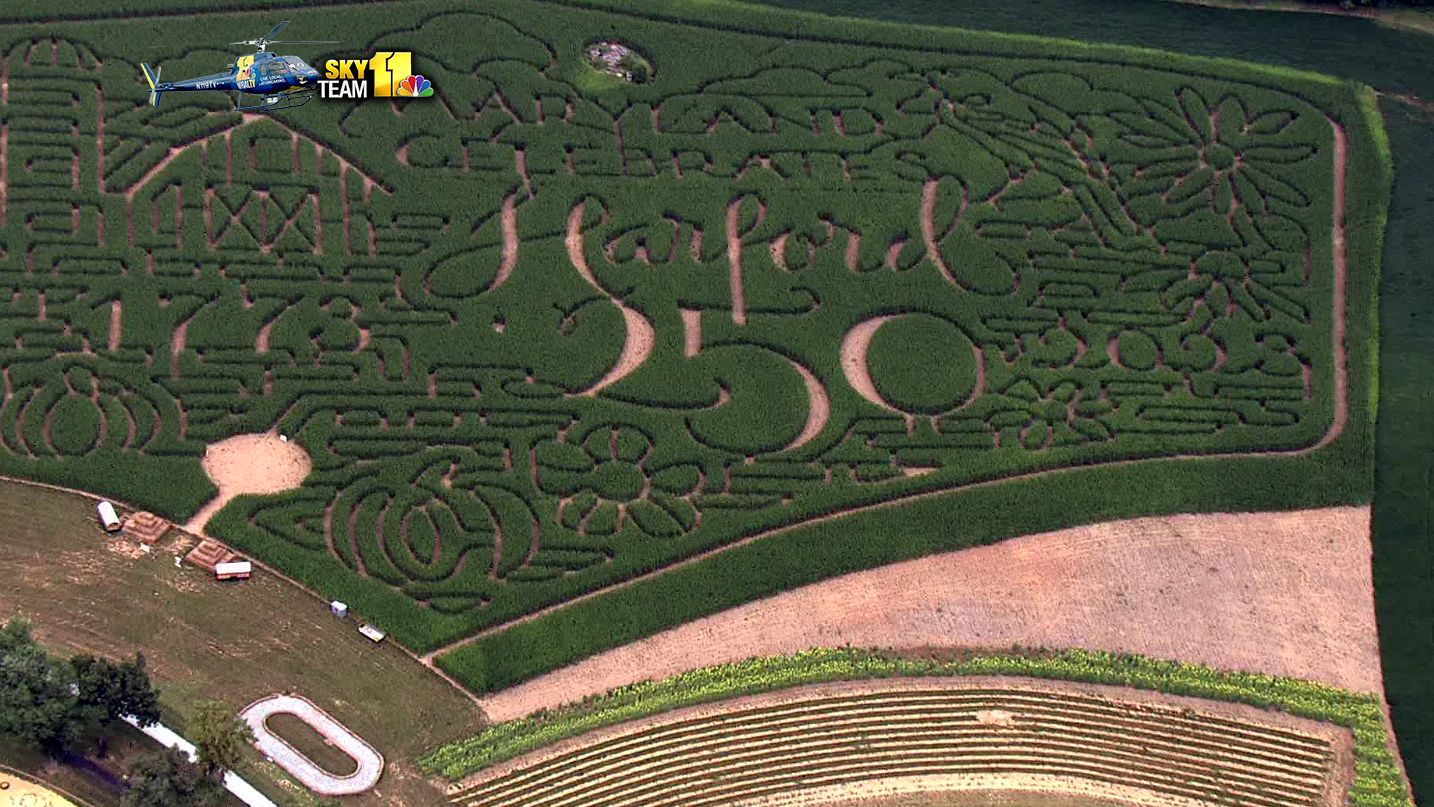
[0,11,1352,635]
[0,362,178,458]
[534,424,702,539]
[1112,90,1315,227]
[991,378,1114,451]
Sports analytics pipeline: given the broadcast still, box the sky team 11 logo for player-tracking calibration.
[319,51,434,100]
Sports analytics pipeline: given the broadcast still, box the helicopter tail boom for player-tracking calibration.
[141,63,164,106]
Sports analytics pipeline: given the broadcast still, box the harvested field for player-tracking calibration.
[478,507,1378,721]
[451,677,1353,807]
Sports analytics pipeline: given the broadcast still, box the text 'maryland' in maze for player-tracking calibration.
[0,1,1359,654]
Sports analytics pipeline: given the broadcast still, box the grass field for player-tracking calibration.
[0,480,484,806]
[1368,101,1434,806]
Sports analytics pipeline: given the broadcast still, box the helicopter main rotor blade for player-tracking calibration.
[264,20,290,41]
[266,40,339,45]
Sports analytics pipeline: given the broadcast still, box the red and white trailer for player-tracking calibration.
[214,560,253,581]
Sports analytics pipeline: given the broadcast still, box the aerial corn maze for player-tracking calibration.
[0,0,1385,707]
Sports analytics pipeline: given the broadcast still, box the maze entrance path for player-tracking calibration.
[0,4,1378,662]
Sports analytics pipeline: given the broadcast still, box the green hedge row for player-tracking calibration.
[421,647,1412,807]
[1369,103,1434,805]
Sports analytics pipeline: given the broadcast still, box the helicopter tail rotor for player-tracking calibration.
[141,63,164,107]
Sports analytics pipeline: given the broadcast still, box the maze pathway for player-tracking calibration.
[0,6,1358,649]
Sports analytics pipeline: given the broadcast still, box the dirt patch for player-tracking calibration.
[566,203,657,395]
[184,431,311,535]
[0,771,83,807]
[478,507,1378,722]
[784,358,829,451]
[491,192,518,291]
[680,308,701,357]
[1322,121,1349,451]
[839,315,897,412]
[106,299,121,352]
[726,198,747,324]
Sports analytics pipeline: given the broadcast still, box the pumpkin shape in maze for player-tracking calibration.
[0,8,1360,648]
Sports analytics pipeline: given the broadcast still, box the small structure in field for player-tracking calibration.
[97,501,122,532]
[214,560,252,581]
[186,537,239,572]
[358,624,385,643]
[584,40,652,83]
[330,601,349,618]
[123,511,170,545]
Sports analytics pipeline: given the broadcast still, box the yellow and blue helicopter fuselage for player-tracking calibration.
[142,51,321,112]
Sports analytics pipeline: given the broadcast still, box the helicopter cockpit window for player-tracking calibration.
[283,56,311,72]
[259,60,290,79]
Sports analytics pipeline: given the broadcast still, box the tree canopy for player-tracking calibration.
[72,652,162,729]
[0,620,94,755]
[121,747,225,807]
[190,699,254,776]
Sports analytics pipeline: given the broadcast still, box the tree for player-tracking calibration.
[0,619,94,756]
[72,653,162,727]
[71,652,162,755]
[121,747,224,807]
[189,700,254,777]
[619,53,650,84]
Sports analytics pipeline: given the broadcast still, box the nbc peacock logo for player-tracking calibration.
[397,74,433,97]
[319,52,436,100]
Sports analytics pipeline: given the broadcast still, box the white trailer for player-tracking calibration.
[214,560,253,581]
[97,501,122,532]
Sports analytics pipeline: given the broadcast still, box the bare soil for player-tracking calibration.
[785,358,829,451]
[566,202,657,394]
[478,507,1379,722]
[839,315,897,412]
[185,431,311,534]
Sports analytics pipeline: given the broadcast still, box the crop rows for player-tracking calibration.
[450,686,1337,807]
[0,0,1378,661]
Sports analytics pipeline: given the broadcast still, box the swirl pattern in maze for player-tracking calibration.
[0,5,1344,642]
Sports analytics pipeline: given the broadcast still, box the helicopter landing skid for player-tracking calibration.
[232,88,313,113]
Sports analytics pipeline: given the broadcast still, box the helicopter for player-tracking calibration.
[141,21,335,112]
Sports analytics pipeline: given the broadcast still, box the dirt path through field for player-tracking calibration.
[566,203,656,394]
[184,431,311,534]
[478,506,1377,721]
[840,315,898,411]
